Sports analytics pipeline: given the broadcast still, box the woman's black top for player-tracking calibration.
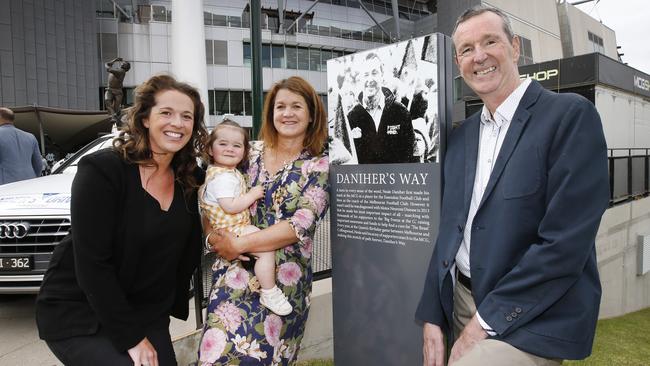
[36,149,203,351]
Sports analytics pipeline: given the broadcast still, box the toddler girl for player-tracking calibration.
[199,119,292,316]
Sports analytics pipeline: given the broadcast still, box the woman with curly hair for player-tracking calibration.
[36,74,208,366]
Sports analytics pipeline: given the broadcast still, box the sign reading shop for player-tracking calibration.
[520,68,559,82]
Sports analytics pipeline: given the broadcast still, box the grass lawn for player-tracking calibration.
[296,360,334,366]
[296,307,650,366]
[564,307,650,366]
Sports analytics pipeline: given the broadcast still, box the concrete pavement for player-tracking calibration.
[0,278,333,366]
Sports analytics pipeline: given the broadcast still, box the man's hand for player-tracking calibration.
[127,337,158,366]
[448,315,488,365]
[423,322,445,366]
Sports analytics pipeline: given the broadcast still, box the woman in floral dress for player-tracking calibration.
[199,76,329,365]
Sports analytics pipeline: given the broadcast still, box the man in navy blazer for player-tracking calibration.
[0,107,42,185]
[416,6,608,366]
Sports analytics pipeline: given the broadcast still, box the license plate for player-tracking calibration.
[0,256,32,271]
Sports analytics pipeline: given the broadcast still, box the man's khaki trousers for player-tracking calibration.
[451,280,562,366]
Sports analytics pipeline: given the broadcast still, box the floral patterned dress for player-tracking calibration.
[198,141,330,365]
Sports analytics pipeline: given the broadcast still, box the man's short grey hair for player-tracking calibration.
[452,5,515,42]
[0,107,15,123]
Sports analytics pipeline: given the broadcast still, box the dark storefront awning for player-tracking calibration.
[11,105,112,157]
[461,52,650,102]
[458,52,650,119]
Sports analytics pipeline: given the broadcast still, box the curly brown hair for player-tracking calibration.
[259,76,327,156]
[113,74,208,194]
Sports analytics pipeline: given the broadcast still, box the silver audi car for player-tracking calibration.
[0,134,115,293]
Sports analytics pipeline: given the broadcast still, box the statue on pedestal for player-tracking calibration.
[104,57,131,127]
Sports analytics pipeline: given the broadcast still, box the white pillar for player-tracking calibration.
[171,0,210,126]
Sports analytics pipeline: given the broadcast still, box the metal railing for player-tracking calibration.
[609,148,650,205]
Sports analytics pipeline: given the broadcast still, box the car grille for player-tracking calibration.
[0,217,70,254]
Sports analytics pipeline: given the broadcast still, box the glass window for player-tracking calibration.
[286,45,297,69]
[309,48,321,71]
[373,28,383,43]
[352,31,362,41]
[96,0,116,18]
[204,12,213,26]
[137,5,151,23]
[244,91,252,116]
[261,13,268,30]
[363,31,373,42]
[319,26,330,37]
[588,31,604,54]
[298,18,307,33]
[262,44,271,68]
[98,33,118,61]
[205,40,214,64]
[152,5,167,21]
[230,91,244,115]
[214,40,228,65]
[208,90,216,115]
[124,88,134,106]
[242,12,250,28]
[321,49,331,71]
[213,14,227,26]
[243,42,251,67]
[268,15,279,32]
[297,47,309,70]
[308,24,319,35]
[348,0,360,9]
[229,16,241,28]
[330,27,341,38]
[272,45,285,68]
[517,35,533,66]
[214,91,229,115]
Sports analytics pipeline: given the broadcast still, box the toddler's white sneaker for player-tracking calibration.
[260,286,292,316]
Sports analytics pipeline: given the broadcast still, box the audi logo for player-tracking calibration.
[0,222,31,239]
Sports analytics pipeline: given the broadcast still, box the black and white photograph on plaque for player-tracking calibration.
[327,34,439,165]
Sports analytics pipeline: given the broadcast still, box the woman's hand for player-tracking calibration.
[127,337,158,366]
[208,229,246,261]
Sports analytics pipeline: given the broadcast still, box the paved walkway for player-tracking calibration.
[0,294,198,366]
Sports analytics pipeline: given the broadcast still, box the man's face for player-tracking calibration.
[452,12,520,103]
[363,56,383,99]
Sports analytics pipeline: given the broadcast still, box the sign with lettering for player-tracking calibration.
[328,33,452,366]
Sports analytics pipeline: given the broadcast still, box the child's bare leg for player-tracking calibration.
[252,251,276,290]
[239,225,275,289]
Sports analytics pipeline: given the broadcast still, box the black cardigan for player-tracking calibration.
[36,149,204,351]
